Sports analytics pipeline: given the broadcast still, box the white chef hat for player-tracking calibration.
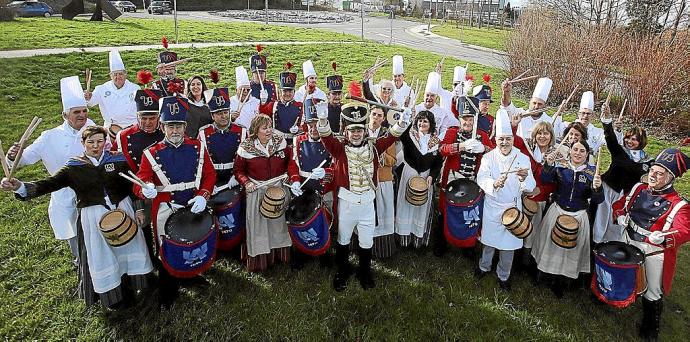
[579,91,594,112]
[109,49,125,72]
[532,77,553,103]
[392,55,404,76]
[235,66,250,88]
[424,72,441,95]
[60,76,87,113]
[453,65,467,84]
[495,108,513,137]
[302,60,316,79]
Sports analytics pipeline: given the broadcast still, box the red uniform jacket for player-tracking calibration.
[233,135,292,186]
[612,183,690,293]
[439,127,494,188]
[111,124,165,173]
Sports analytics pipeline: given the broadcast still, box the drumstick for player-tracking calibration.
[509,69,530,83]
[551,85,579,125]
[119,172,147,188]
[85,69,92,92]
[501,167,529,175]
[508,75,539,84]
[299,160,327,189]
[656,230,678,238]
[413,79,422,105]
[0,139,11,178]
[595,149,602,176]
[618,99,627,121]
[127,170,151,188]
[504,155,517,174]
[9,117,42,179]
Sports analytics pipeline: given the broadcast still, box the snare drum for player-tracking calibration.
[160,207,218,278]
[285,190,332,256]
[210,187,245,251]
[443,179,484,247]
[591,241,647,308]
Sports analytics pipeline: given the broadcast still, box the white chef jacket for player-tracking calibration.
[476,147,536,250]
[414,103,459,141]
[294,84,327,103]
[231,95,261,129]
[87,80,140,128]
[393,81,411,108]
[501,102,570,141]
[11,119,97,240]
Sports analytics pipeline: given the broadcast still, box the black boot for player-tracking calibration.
[641,298,663,342]
[432,212,447,257]
[290,248,305,271]
[356,247,375,290]
[549,275,565,299]
[332,244,351,292]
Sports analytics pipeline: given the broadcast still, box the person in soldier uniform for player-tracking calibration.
[85,49,140,136]
[325,63,344,134]
[286,100,334,269]
[153,41,186,97]
[249,45,277,105]
[2,126,154,310]
[294,60,327,103]
[134,94,216,311]
[315,98,410,291]
[111,88,165,255]
[612,149,690,341]
[259,63,303,144]
[436,100,492,256]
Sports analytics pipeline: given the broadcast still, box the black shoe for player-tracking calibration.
[498,279,512,292]
[290,249,305,271]
[461,248,476,259]
[332,244,351,292]
[433,244,447,257]
[640,298,663,342]
[318,253,333,268]
[356,247,375,290]
[550,284,564,298]
[333,270,350,292]
[179,275,210,288]
[474,268,488,280]
[159,300,173,312]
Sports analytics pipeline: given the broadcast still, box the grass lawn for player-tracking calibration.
[0,17,358,51]
[431,22,510,51]
[0,37,689,339]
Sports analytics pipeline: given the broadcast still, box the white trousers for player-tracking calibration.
[630,240,665,301]
[337,191,376,249]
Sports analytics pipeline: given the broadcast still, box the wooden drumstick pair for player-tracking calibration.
[118,171,153,190]
[3,117,42,180]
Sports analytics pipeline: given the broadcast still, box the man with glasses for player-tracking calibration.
[85,49,140,135]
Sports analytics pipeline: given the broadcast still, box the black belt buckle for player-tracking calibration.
[626,227,646,242]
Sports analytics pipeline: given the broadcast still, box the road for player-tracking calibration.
[128,11,507,69]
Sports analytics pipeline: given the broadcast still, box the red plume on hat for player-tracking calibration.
[136,70,154,87]
[256,44,263,53]
[332,62,337,72]
[348,80,362,98]
[166,79,184,95]
[162,36,169,50]
[210,68,220,84]
[483,73,492,84]
[465,74,474,81]
[284,61,293,70]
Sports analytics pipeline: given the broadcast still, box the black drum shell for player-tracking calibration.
[445,178,482,204]
[164,207,214,243]
[209,187,242,207]
[285,190,322,225]
[594,241,645,266]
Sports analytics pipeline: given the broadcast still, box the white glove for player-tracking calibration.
[648,231,665,245]
[289,125,299,134]
[227,176,239,188]
[311,167,326,180]
[616,215,628,227]
[463,80,473,95]
[142,183,158,199]
[401,107,412,124]
[289,181,303,196]
[466,139,485,153]
[315,101,328,119]
[188,195,207,214]
[259,89,268,104]
[453,83,464,97]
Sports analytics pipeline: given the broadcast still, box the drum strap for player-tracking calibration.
[662,200,687,232]
[143,146,205,192]
[115,131,124,154]
[143,149,172,188]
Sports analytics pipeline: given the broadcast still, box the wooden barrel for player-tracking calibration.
[501,207,532,239]
[551,215,579,249]
[98,209,138,247]
[260,186,286,219]
[522,197,539,217]
[405,176,429,206]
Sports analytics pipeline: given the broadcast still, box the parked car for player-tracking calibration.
[10,1,53,17]
[113,1,136,13]
[148,1,172,15]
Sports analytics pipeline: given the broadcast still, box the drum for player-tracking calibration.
[522,197,539,218]
[108,124,123,139]
[443,179,484,248]
[260,186,287,219]
[285,190,332,256]
[501,207,532,239]
[210,187,245,251]
[551,215,579,249]
[98,209,138,247]
[160,207,218,278]
[405,176,429,206]
[591,241,647,308]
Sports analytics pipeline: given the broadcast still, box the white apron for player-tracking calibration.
[593,183,624,243]
[48,188,79,240]
[395,164,433,238]
[374,181,395,237]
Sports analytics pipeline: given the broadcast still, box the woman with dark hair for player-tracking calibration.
[234,114,293,272]
[184,75,212,138]
[592,115,653,243]
[532,138,603,297]
[395,110,443,248]
[1,126,154,309]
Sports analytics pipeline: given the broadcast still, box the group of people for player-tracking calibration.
[1,43,688,341]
